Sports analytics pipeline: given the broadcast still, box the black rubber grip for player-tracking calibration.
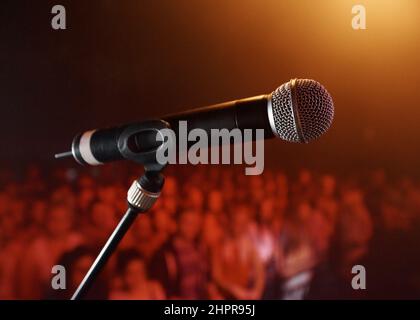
[163,95,274,143]
[90,126,127,163]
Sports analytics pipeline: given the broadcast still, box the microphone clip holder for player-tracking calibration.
[117,119,171,171]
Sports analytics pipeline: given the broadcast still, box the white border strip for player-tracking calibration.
[79,130,102,165]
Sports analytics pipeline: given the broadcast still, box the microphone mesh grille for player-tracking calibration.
[270,79,334,143]
[271,81,300,142]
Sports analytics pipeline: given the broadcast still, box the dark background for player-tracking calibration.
[1,0,419,173]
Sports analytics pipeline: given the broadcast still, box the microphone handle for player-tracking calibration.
[71,95,274,166]
[164,94,273,139]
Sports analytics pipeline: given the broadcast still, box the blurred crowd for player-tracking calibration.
[0,164,420,300]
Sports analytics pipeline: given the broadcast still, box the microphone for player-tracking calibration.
[55,79,334,166]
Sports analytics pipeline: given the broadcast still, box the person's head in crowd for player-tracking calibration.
[263,171,277,196]
[78,174,95,189]
[98,185,118,205]
[276,192,289,214]
[9,200,25,227]
[23,165,45,194]
[291,170,315,205]
[186,187,204,212]
[90,202,116,233]
[51,185,76,210]
[298,169,312,186]
[259,198,275,225]
[0,198,23,241]
[296,201,313,223]
[163,176,177,197]
[153,209,176,236]
[117,250,149,290]
[114,248,166,300]
[132,215,154,242]
[68,249,95,289]
[249,175,265,203]
[316,196,338,224]
[201,211,225,249]
[221,180,235,203]
[234,186,248,204]
[341,188,364,208]
[249,175,263,190]
[207,190,224,214]
[232,205,252,238]
[31,199,48,227]
[177,210,203,243]
[46,203,75,238]
[51,246,107,299]
[320,174,336,197]
[162,196,179,216]
[77,187,96,212]
[276,172,288,190]
[207,166,222,186]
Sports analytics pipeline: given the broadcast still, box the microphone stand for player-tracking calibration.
[71,170,164,300]
[68,120,170,300]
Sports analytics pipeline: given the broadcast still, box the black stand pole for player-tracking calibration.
[71,170,165,300]
[71,206,140,300]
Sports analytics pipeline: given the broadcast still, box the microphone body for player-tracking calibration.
[71,95,274,166]
[164,95,274,139]
[64,79,334,166]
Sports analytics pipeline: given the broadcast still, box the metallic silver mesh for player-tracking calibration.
[270,79,334,143]
[270,81,300,142]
